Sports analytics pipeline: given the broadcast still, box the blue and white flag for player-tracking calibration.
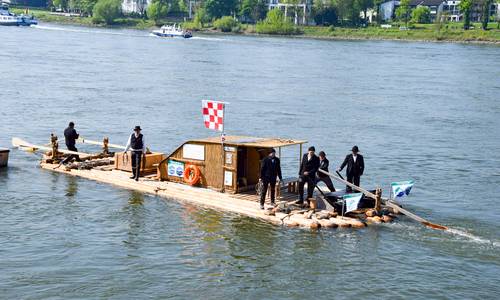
[343,193,363,213]
[391,180,414,198]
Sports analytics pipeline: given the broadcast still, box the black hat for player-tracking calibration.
[270,148,276,153]
[319,151,326,157]
[352,145,359,152]
[134,126,142,131]
[308,146,315,152]
[69,122,75,127]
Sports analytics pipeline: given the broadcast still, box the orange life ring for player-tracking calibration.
[183,164,201,186]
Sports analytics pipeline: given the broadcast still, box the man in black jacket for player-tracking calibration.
[337,145,364,192]
[124,126,146,181]
[64,121,81,162]
[259,148,282,209]
[316,151,335,192]
[298,146,320,206]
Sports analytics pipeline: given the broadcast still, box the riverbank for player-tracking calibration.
[12,7,500,44]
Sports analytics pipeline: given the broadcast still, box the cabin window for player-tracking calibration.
[183,144,205,160]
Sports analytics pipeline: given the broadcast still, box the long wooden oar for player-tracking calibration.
[77,138,126,150]
[12,137,90,157]
[318,169,448,230]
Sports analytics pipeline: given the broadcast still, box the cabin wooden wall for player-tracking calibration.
[163,142,224,190]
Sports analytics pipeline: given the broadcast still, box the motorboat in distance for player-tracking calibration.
[0,1,37,26]
[151,24,192,38]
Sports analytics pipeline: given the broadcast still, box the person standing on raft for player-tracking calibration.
[337,145,364,192]
[124,126,146,181]
[316,151,335,192]
[298,146,320,206]
[64,121,81,162]
[259,148,283,210]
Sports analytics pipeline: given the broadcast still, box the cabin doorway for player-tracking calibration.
[236,147,271,193]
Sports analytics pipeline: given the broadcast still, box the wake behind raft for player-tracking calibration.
[11,134,447,231]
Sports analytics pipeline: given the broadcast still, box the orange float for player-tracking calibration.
[183,164,201,186]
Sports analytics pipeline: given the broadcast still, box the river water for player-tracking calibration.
[1,24,499,299]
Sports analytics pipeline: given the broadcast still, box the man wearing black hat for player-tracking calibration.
[124,126,146,181]
[259,148,283,209]
[337,145,364,192]
[64,121,81,162]
[298,146,320,206]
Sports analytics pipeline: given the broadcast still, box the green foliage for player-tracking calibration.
[459,0,473,29]
[312,0,337,25]
[92,0,121,24]
[481,0,492,30]
[53,0,68,10]
[178,0,188,13]
[204,0,238,19]
[239,0,267,22]
[147,1,168,25]
[396,0,412,26]
[255,8,299,35]
[213,16,239,32]
[336,0,361,26]
[411,6,431,23]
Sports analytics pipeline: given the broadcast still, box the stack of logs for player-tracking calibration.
[264,201,399,230]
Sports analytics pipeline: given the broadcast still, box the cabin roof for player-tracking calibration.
[190,136,307,148]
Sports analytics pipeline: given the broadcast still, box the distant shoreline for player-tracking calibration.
[14,8,500,45]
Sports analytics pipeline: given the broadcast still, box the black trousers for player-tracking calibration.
[131,151,143,180]
[346,174,360,192]
[316,175,335,192]
[260,178,276,206]
[298,175,315,202]
[65,144,81,162]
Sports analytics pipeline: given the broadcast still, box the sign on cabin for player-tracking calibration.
[224,171,233,186]
[183,144,205,160]
[168,160,185,177]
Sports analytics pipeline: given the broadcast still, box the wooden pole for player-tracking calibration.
[375,187,382,211]
[12,137,91,157]
[77,138,126,150]
[318,169,448,230]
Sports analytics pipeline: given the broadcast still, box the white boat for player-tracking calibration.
[0,1,38,26]
[151,24,192,38]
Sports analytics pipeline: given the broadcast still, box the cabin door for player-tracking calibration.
[223,146,237,193]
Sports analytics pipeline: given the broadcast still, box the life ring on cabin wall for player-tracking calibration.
[183,164,201,186]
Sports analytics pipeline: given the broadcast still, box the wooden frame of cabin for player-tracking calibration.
[157,136,307,194]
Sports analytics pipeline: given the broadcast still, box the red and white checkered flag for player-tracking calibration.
[202,100,224,132]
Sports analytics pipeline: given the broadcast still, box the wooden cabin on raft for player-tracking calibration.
[157,136,307,193]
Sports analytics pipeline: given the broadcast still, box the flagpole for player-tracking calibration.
[220,102,226,193]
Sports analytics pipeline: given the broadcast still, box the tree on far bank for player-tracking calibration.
[411,6,431,23]
[336,0,362,26]
[204,0,238,19]
[396,0,411,27]
[458,0,472,29]
[312,0,338,25]
[92,0,122,24]
[147,1,168,25]
[480,0,492,30]
[240,0,267,22]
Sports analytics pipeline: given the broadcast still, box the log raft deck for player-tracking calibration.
[37,135,370,228]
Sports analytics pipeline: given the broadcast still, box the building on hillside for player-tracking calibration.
[443,0,498,22]
[380,0,400,21]
[380,0,499,22]
[268,0,312,25]
[409,0,445,22]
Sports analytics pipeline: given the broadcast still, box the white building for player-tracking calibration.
[122,0,151,15]
[268,0,312,25]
